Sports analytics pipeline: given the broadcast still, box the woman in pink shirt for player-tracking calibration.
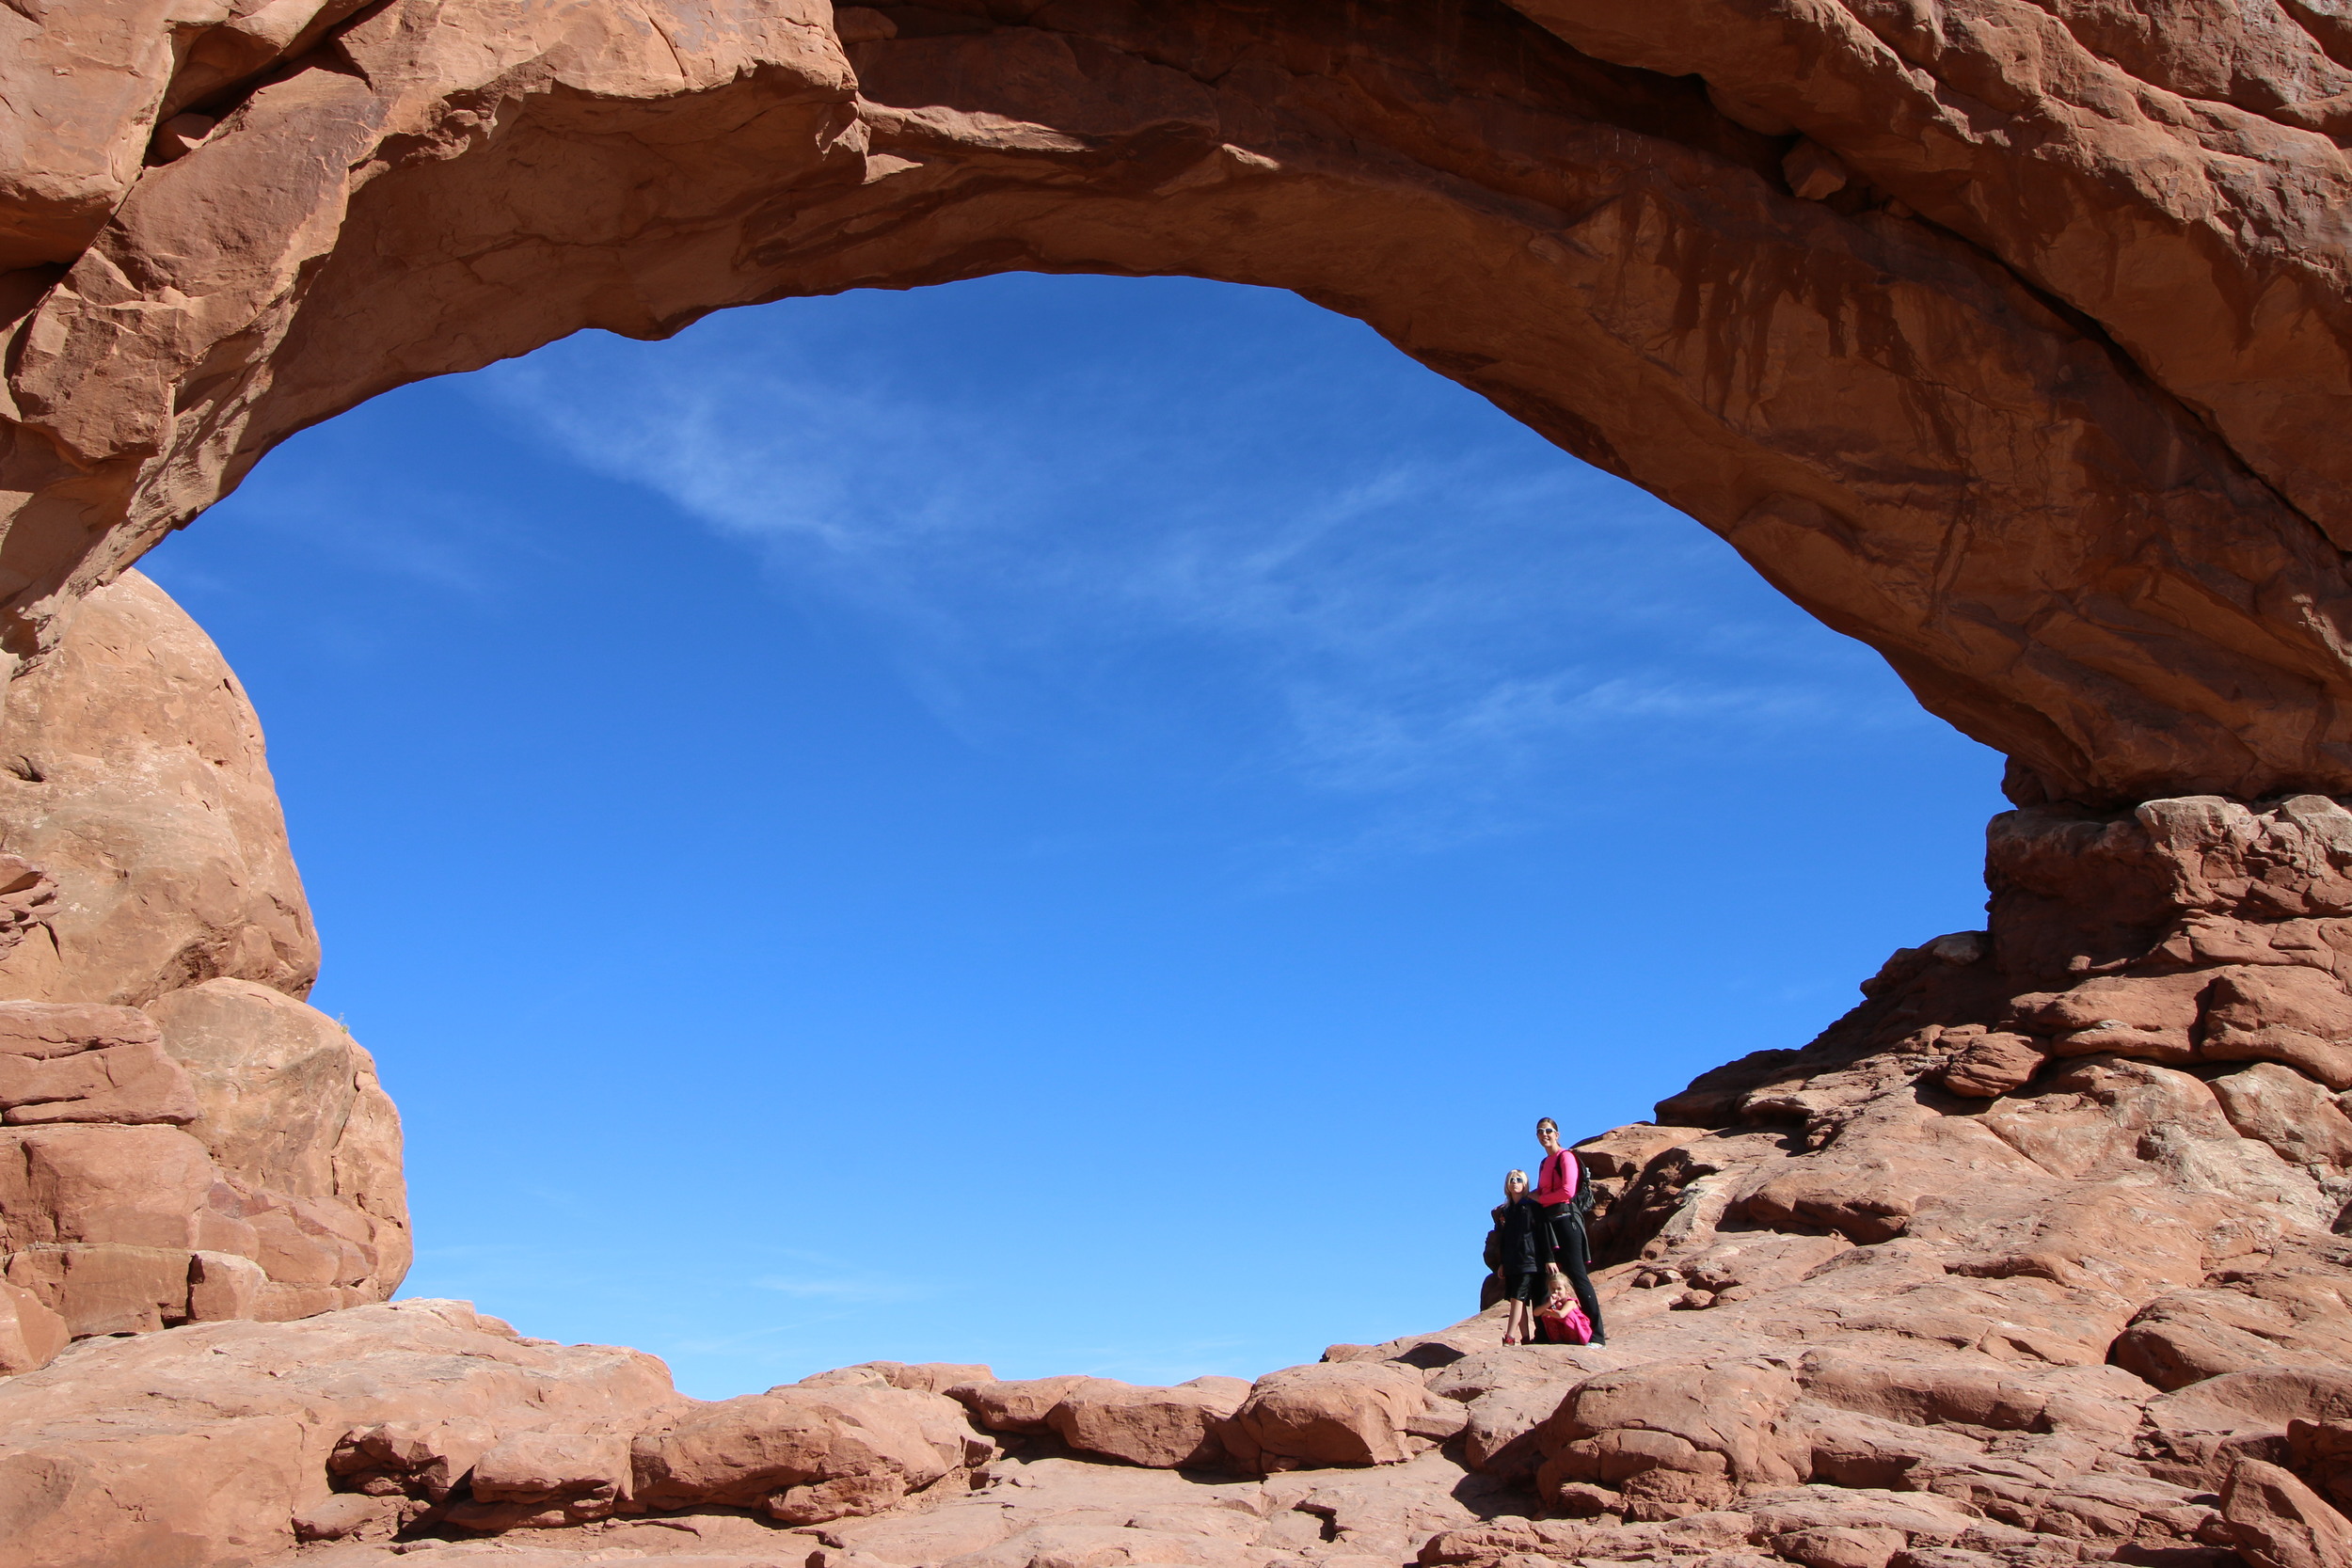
[1534,1117,1606,1345]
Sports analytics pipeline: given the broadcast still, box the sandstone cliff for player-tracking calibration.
[0,0,2339,803]
[1,4,2351,1568]
[0,571,407,1369]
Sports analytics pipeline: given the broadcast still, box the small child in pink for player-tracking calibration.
[1533,1268,1594,1345]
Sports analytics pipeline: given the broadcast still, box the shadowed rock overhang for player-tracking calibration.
[0,0,2347,804]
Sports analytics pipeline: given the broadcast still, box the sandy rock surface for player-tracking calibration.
[0,4,2343,802]
[21,768,2352,1566]
[6,4,2352,1565]
[0,573,408,1363]
[0,1298,681,1568]
[0,570,318,1006]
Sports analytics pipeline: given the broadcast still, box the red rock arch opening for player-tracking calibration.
[2,0,2349,806]
[11,7,2352,1564]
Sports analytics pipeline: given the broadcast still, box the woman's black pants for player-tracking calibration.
[1542,1205,1606,1343]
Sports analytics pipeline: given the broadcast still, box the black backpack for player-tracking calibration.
[1568,1155,1598,1220]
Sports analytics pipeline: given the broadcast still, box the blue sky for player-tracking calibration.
[142,274,2004,1399]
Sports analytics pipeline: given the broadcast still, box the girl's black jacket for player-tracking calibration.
[1484,1196,1556,1277]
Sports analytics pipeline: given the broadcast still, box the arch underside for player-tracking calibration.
[2,0,2349,806]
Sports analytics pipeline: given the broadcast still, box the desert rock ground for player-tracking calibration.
[2,569,2349,1568]
[2,4,2352,1567]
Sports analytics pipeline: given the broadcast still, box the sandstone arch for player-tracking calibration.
[22,10,2352,1562]
[1,0,2348,805]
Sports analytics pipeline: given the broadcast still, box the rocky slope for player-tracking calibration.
[0,562,2344,1568]
[9,786,2352,1568]
[0,4,2350,1567]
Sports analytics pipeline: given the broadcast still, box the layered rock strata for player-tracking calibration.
[0,571,406,1368]
[4,3,2352,1566]
[6,793,2352,1568]
[0,568,319,1005]
[0,1,2343,802]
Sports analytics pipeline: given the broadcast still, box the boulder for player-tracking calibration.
[2222,1458,2352,1568]
[1222,1362,1433,1471]
[330,1418,499,1501]
[450,1432,632,1529]
[951,1373,1096,1433]
[462,1430,630,1506]
[0,1299,678,1568]
[0,572,318,1007]
[630,1384,974,1518]
[1045,1375,1250,1469]
[1937,1034,2047,1100]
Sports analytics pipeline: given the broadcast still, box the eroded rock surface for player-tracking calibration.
[0,988,410,1347]
[0,570,405,1366]
[0,2,2342,802]
[0,1298,680,1567]
[0,569,318,1006]
[2,792,2348,1567]
[3,4,2352,1566]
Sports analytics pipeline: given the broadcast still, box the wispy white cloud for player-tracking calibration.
[470,296,1915,862]
[1279,669,1840,797]
[751,1274,915,1304]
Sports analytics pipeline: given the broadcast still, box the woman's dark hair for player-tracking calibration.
[1535,1117,1558,1135]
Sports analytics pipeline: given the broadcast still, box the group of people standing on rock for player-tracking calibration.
[1484,1117,1607,1347]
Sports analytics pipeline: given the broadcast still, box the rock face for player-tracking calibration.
[0,1298,681,1565]
[0,3,2340,804]
[13,798,2352,1568]
[0,991,408,1346]
[0,569,318,1006]
[0,571,405,1368]
[9,5,2352,1567]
